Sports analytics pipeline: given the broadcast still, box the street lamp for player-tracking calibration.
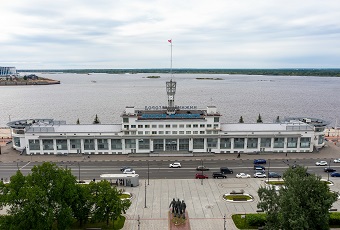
[78,162,80,182]
[201,159,204,185]
[144,180,147,208]
[223,215,226,230]
[147,160,150,185]
[328,159,332,181]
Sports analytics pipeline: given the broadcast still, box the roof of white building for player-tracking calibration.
[221,122,313,132]
[27,124,122,133]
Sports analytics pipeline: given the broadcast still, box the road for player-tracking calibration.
[1,158,339,181]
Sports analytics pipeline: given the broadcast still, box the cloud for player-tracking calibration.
[1,0,340,69]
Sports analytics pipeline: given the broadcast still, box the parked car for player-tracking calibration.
[254,159,266,164]
[236,173,251,178]
[324,168,336,173]
[331,172,340,177]
[195,173,208,179]
[220,167,233,174]
[120,166,132,172]
[254,172,266,178]
[315,161,328,166]
[268,172,281,178]
[169,162,181,168]
[123,168,135,174]
[212,172,227,179]
[254,165,265,170]
[196,165,209,171]
[334,159,340,163]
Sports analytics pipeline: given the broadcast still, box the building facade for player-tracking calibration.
[0,66,17,77]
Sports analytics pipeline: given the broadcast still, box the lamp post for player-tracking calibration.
[137,215,140,230]
[147,160,150,185]
[267,159,270,182]
[223,215,226,230]
[144,180,147,208]
[78,162,80,182]
[201,159,204,185]
[328,159,331,181]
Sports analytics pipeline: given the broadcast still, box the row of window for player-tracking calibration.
[124,123,218,129]
[28,137,312,151]
[132,130,220,135]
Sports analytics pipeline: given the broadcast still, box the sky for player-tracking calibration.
[1,0,340,69]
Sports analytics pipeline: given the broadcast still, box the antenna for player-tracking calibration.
[166,39,176,114]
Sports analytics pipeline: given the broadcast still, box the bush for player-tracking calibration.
[246,213,266,227]
[330,212,340,226]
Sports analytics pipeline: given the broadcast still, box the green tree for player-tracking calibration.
[71,184,93,227]
[257,114,263,123]
[239,116,244,123]
[258,166,337,230]
[90,180,131,227]
[93,114,100,124]
[0,163,78,230]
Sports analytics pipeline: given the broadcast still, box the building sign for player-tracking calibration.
[144,105,197,110]
[141,114,201,119]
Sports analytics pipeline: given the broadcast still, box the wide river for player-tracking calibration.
[0,73,339,127]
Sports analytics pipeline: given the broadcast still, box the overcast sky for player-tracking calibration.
[1,0,340,69]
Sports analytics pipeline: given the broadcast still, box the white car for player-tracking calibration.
[315,161,328,166]
[254,172,267,178]
[236,173,251,178]
[123,168,135,174]
[334,159,340,163]
[169,162,181,168]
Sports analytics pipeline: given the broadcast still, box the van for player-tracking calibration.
[220,167,233,174]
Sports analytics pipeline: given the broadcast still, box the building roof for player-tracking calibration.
[221,121,313,132]
[27,124,122,133]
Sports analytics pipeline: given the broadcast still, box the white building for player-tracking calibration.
[7,80,327,156]
[0,66,17,77]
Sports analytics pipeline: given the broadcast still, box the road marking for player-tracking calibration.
[20,162,31,170]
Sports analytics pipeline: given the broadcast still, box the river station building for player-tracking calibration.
[7,79,327,156]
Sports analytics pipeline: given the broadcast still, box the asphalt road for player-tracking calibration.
[1,158,339,181]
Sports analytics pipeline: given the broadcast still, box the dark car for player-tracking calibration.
[195,173,208,179]
[120,166,132,172]
[324,168,336,173]
[254,165,265,170]
[331,172,340,177]
[196,165,209,171]
[212,172,227,179]
[254,159,266,164]
[220,167,233,174]
[268,172,281,178]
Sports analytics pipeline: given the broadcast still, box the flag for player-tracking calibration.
[168,39,172,43]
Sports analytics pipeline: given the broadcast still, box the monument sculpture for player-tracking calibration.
[169,198,187,219]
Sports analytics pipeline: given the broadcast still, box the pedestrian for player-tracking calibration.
[237,153,240,158]
[286,152,288,157]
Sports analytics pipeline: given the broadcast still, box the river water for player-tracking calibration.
[0,73,339,127]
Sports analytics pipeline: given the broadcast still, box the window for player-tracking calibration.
[111,139,122,150]
[138,131,143,135]
[179,139,189,151]
[131,125,136,129]
[220,138,231,149]
[159,124,164,128]
[138,125,143,128]
[193,124,198,128]
[318,135,324,145]
[172,124,177,128]
[193,138,204,149]
[153,139,164,151]
[125,139,136,148]
[193,131,198,134]
[159,131,164,134]
[123,118,128,123]
[207,138,218,148]
[29,139,40,150]
[186,124,191,128]
[260,138,271,148]
[214,117,219,122]
[84,139,95,150]
[152,131,157,134]
[300,137,311,148]
[166,124,171,128]
[145,125,150,128]
[139,139,150,150]
[152,125,157,128]
[56,139,67,150]
[234,138,245,149]
[179,131,184,134]
[165,131,171,134]
[97,139,108,150]
[42,139,54,150]
[287,137,298,148]
[200,124,205,128]
[145,131,150,135]
[124,125,129,129]
[247,138,258,148]
[179,124,184,128]
[274,138,284,148]
[186,131,191,134]
[14,137,21,147]
[165,139,177,151]
[213,124,218,128]
[200,131,205,134]
[207,131,212,134]
[172,131,178,134]
[70,139,81,149]
[207,124,212,128]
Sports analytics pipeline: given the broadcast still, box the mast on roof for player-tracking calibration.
[166,39,176,115]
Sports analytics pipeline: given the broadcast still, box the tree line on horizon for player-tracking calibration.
[19,68,340,77]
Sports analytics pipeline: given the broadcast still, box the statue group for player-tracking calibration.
[169,198,187,219]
